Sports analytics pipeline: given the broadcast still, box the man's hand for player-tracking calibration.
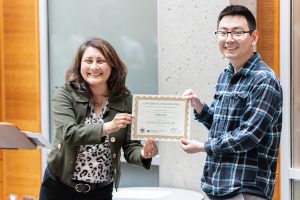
[141,139,158,159]
[180,138,205,154]
[183,89,204,114]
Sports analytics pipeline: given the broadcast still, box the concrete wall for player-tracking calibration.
[120,163,159,187]
[158,0,229,196]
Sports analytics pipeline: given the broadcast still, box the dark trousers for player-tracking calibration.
[39,167,113,200]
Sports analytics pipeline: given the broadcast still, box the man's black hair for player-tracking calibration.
[217,5,256,31]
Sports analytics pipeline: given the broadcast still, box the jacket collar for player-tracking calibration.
[72,91,89,103]
[108,96,127,112]
[70,90,127,112]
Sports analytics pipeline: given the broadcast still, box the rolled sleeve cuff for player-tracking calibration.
[194,103,210,122]
[204,140,215,156]
[141,157,152,169]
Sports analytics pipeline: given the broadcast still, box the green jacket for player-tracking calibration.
[47,84,151,189]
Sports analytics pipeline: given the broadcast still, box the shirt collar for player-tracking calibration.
[225,52,261,77]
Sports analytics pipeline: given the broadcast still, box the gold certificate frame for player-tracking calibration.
[131,95,191,140]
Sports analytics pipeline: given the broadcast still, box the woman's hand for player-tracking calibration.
[141,139,158,159]
[102,113,133,136]
[183,89,204,114]
[180,138,205,154]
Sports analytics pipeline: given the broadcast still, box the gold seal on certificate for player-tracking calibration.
[131,95,191,140]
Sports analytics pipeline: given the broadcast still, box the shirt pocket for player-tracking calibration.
[228,92,248,117]
[210,92,225,136]
[213,92,224,114]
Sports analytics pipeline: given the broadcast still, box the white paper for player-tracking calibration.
[24,132,53,149]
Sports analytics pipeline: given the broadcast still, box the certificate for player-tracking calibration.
[131,95,191,140]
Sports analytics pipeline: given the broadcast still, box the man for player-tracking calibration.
[181,5,282,200]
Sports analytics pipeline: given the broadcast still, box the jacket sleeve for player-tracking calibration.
[52,87,103,146]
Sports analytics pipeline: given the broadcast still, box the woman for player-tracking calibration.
[39,37,158,200]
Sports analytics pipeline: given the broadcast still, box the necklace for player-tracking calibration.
[93,97,108,117]
[93,96,108,106]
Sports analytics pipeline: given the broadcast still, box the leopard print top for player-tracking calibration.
[72,101,113,183]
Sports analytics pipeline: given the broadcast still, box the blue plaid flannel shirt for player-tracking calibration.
[195,52,283,200]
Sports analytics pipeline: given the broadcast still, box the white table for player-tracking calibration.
[113,187,204,200]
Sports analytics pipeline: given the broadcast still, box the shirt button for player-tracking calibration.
[114,169,117,174]
[110,137,116,143]
[57,143,62,149]
[113,153,116,159]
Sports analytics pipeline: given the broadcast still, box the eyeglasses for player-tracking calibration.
[214,30,254,41]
